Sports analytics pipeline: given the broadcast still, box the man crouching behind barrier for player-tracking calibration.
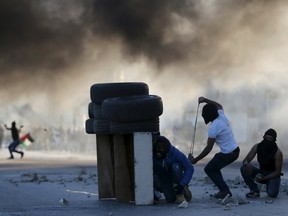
[153,135,194,204]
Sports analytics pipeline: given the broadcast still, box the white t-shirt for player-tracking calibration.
[208,110,238,154]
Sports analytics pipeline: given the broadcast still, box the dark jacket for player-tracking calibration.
[164,145,194,185]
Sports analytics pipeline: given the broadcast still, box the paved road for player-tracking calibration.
[0,151,287,216]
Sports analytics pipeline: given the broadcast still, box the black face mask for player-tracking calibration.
[257,139,278,167]
[156,151,167,159]
[153,136,170,159]
[202,103,219,124]
[202,112,211,124]
[263,128,277,141]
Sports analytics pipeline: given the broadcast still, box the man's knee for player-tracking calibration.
[8,145,14,151]
[171,163,184,181]
[267,186,280,198]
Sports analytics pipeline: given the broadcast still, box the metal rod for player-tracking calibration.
[190,103,200,155]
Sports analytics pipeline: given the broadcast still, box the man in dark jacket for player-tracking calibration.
[5,121,24,159]
[241,128,283,198]
[153,135,194,204]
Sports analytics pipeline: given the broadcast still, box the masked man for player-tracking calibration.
[5,121,24,159]
[189,97,240,199]
[153,135,193,204]
[241,128,283,198]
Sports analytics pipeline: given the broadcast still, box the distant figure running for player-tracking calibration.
[5,121,24,159]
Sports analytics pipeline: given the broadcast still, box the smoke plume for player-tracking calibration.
[0,0,288,153]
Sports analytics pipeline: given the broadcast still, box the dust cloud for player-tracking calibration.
[0,0,288,154]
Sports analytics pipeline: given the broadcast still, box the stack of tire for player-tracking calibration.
[85,82,163,134]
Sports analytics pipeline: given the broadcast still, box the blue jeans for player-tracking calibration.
[240,165,281,198]
[8,140,22,157]
[204,147,240,193]
[153,159,184,203]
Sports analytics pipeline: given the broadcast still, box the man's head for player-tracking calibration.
[263,128,277,141]
[202,103,219,124]
[154,136,171,159]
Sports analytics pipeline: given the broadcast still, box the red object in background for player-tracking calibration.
[20,133,34,142]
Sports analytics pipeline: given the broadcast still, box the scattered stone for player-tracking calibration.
[265,200,273,204]
[203,177,213,185]
[21,173,39,182]
[75,176,83,182]
[40,175,48,182]
[234,194,248,205]
[219,194,249,206]
[234,176,243,185]
[79,168,87,175]
[58,198,69,205]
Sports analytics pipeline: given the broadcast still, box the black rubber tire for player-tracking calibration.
[90,82,149,104]
[85,119,94,134]
[88,102,104,119]
[93,104,103,119]
[93,119,110,134]
[102,95,163,122]
[85,119,110,134]
[110,118,159,134]
[88,102,94,119]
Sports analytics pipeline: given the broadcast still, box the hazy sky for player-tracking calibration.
[1,0,288,142]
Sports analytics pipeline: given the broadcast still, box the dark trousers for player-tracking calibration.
[240,165,281,198]
[204,147,240,192]
[8,140,22,157]
[153,160,184,203]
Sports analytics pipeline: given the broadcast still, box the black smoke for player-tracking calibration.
[89,0,199,65]
[0,1,88,79]
[0,0,197,79]
[0,0,286,97]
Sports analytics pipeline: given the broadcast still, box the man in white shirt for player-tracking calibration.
[189,97,239,198]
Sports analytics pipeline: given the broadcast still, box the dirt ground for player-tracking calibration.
[0,150,287,216]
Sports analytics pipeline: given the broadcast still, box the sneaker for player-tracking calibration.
[175,194,185,204]
[213,190,232,199]
[8,156,14,160]
[183,185,192,201]
[20,152,24,159]
[246,190,260,198]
